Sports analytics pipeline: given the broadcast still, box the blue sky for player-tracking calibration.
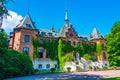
[5,0,120,36]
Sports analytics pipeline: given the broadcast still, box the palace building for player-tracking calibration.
[8,10,109,71]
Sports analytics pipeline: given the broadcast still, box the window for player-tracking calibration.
[23,47,29,54]
[38,49,43,58]
[103,52,106,60]
[78,42,80,46]
[46,50,50,58]
[91,44,94,48]
[26,24,32,28]
[102,44,105,47]
[39,39,43,44]
[68,41,71,45]
[73,41,76,45]
[70,33,73,37]
[41,32,46,36]
[46,39,50,43]
[24,35,30,42]
[54,64,57,68]
[48,33,52,37]
[38,64,42,69]
[46,64,50,68]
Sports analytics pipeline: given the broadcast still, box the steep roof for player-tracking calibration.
[89,27,103,40]
[16,14,36,29]
[38,29,59,38]
[58,26,67,37]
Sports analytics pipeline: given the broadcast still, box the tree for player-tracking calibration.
[106,22,120,67]
[0,0,14,16]
[0,31,8,48]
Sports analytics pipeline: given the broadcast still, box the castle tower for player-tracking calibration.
[90,27,109,67]
[9,14,38,59]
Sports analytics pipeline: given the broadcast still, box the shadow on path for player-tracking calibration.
[6,73,103,80]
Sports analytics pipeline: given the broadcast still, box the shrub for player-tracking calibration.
[89,66,92,70]
[50,68,56,73]
[34,69,39,75]
[103,66,108,70]
[66,67,71,72]
[34,69,39,72]
[83,54,91,61]
[0,48,34,79]
[112,66,117,70]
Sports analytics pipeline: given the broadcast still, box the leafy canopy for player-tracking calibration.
[0,48,34,79]
[106,22,120,67]
[0,31,8,48]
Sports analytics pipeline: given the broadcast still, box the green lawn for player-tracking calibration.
[104,77,120,80]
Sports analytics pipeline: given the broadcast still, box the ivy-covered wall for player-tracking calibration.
[32,38,107,69]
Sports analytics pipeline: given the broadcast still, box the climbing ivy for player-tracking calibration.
[32,37,106,69]
[58,39,65,69]
[32,38,58,60]
[32,38,39,60]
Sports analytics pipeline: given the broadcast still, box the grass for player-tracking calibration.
[104,77,120,80]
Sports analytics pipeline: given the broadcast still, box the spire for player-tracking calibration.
[51,25,54,32]
[65,10,68,21]
[64,10,69,27]
[27,0,30,15]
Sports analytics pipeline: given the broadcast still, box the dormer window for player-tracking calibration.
[41,32,46,36]
[26,24,32,28]
[48,33,52,37]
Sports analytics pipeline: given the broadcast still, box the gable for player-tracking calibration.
[17,14,36,29]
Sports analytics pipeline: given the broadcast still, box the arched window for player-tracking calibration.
[38,49,43,58]
[23,47,29,54]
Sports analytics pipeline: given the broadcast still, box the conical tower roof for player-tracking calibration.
[16,14,36,29]
[90,27,103,39]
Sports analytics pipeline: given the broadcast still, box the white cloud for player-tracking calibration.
[2,10,23,34]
